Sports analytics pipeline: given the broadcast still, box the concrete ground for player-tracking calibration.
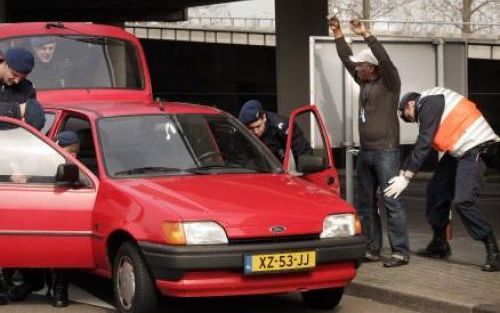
[2,173,500,313]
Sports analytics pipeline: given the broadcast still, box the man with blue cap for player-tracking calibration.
[0,47,44,130]
[0,47,46,306]
[0,47,36,97]
[239,99,311,162]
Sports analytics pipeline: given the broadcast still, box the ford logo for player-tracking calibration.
[270,225,286,233]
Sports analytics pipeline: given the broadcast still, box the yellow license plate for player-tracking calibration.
[244,251,316,274]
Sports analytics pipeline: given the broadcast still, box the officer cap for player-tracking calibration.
[5,47,35,75]
[398,92,421,111]
[56,130,80,147]
[30,36,56,48]
[239,99,263,125]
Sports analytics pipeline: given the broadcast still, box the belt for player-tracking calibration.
[473,140,495,153]
[460,141,494,159]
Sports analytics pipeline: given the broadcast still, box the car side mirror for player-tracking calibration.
[55,163,80,186]
[297,154,327,174]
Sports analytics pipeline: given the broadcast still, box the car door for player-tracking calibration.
[283,105,340,196]
[0,116,97,268]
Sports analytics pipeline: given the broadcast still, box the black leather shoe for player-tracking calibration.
[52,288,69,308]
[383,256,409,267]
[6,284,32,302]
[53,296,69,308]
[52,271,69,308]
[0,293,8,305]
[416,238,451,259]
[363,251,381,262]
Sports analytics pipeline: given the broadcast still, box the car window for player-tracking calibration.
[41,112,55,135]
[0,122,65,184]
[59,116,99,176]
[0,35,144,90]
[98,114,281,177]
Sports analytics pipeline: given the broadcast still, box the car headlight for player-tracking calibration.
[162,221,228,245]
[320,214,360,238]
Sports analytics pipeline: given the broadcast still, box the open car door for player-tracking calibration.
[283,105,340,196]
[0,117,97,268]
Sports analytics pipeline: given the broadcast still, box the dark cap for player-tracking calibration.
[56,130,79,147]
[30,36,56,48]
[24,99,46,131]
[239,99,263,125]
[398,92,421,111]
[5,47,35,75]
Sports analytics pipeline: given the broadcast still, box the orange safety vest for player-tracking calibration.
[419,87,499,157]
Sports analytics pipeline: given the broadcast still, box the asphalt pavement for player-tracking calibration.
[2,172,500,313]
[345,171,500,313]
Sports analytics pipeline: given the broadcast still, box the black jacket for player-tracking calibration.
[335,36,401,149]
[261,111,312,162]
[401,95,444,172]
[0,79,36,105]
[0,79,36,120]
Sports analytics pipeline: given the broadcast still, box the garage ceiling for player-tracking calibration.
[3,0,243,22]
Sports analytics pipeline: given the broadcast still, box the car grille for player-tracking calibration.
[229,234,319,244]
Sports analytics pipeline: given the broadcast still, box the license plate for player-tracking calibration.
[244,251,316,274]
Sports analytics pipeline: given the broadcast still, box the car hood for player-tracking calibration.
[109,174,354,238]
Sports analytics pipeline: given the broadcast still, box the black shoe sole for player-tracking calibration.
[416,251,451,259]
[383,261,409,268]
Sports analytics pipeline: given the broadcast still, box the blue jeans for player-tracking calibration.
[356,149,410,257]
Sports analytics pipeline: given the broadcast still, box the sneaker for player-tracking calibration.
[363,251,381,262]
[383,255,409,267]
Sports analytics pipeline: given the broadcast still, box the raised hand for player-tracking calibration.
[349,19,368,37]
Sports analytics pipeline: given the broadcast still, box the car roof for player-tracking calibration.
[0,22,137,42]
[44,101,223,119]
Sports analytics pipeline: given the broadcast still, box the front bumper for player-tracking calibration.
[139,235,365,283]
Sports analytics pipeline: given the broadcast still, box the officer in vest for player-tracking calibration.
[385,87,500,272]
[239,99,312,162]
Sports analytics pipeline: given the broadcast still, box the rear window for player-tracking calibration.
[0,35,144,90]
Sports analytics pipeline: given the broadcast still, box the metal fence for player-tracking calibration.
[128,18,500,40]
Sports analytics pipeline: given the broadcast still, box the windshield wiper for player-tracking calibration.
[114,166,183,176]
[60,35,123,46]
[186,164,272,174]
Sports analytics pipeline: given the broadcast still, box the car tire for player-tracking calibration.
[301,287,344,310]
[113,241,158,313]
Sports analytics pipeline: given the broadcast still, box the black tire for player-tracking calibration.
[301,287,344,310]
[113,242,158,313]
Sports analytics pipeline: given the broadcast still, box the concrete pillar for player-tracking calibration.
[0,0,6,22]
[275,0,328,115]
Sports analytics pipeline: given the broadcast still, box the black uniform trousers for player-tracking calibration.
[426,146,493,241]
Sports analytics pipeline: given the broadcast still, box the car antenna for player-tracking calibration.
[156,97,165,112]
[46,21,65,29]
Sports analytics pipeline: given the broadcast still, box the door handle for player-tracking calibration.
[326,176,335,185]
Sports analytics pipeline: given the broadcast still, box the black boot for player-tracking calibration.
[52,271,69,308]
[0,271,9,305]
[416,231,451,259]
[482,233,500,272]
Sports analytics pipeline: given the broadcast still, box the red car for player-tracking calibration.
[0,22,365,313]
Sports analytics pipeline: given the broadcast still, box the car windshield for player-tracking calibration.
[0,35,143,90]
[98,114,282,177]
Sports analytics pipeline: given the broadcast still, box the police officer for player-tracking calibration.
[0,47,36,106]
[0,47,47,302]
[238,99,311,162]
[386,87,500,272]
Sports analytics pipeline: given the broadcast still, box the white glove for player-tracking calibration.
[384,175,409,199]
